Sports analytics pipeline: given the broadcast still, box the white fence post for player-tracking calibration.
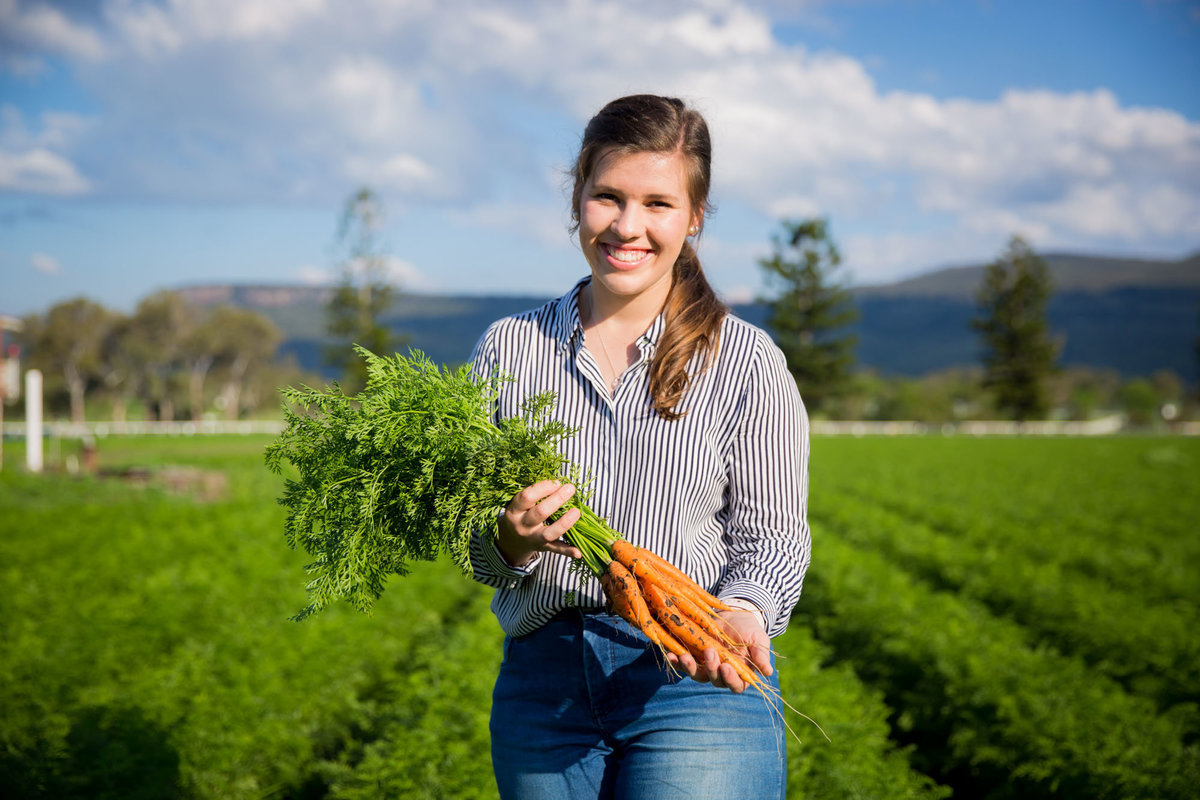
[26,369,43,473]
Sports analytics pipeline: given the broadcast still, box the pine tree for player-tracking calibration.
[758,218,859,416]
[325,187,401,391]
[971,236,1059,421]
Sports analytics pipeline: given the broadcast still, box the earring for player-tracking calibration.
[688,226,698,236]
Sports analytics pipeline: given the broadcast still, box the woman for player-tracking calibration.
[467,94,811,800]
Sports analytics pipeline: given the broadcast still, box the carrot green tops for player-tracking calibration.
[468,278,811,638]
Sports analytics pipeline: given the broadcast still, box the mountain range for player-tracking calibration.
[175,250,1200,383]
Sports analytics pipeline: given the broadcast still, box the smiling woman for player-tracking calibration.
[471,94,811,800]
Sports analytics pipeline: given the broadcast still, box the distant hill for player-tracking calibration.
[175,250,1200,383]
[854,251,1200,299]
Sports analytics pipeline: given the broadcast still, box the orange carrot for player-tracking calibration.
[599,560,653,629]
[610,539,736,613]
[643,582,764,691]
[622,548,737,621]
[609,548,829,744]
[659,579,745,651]
[600,561,690,659]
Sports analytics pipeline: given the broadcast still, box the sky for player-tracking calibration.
[2,0,1199,316]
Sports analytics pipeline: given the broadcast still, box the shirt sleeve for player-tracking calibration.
[464,321,546,589]
[717,333,812,637]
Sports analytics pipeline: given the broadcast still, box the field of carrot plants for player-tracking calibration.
[1,434,1196,798]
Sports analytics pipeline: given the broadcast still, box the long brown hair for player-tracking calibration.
[570,94,727,420]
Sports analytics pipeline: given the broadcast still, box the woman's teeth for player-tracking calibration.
[607,246,649,263]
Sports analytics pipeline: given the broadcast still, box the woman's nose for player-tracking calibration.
[611,203,642,239]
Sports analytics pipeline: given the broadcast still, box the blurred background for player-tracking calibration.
[2,0,1198,428]
[1,2,1199,799]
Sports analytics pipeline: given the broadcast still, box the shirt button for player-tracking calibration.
[507,581,517,589]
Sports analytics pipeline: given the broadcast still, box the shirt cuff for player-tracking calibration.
[477,534,542,584]
[722,597,767,630]
[718,580,779,634]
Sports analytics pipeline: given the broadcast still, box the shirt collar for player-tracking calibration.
[553,278,589,353]
[553,276,668,355]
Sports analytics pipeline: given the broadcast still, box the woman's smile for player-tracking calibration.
[602,243,654,269]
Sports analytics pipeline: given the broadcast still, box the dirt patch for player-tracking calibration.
[101,465,229,502]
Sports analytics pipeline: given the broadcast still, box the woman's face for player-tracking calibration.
[578,148,700,307]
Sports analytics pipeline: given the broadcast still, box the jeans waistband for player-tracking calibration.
[545,606,609,625]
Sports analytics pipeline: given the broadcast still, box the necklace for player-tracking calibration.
[586,296,622,393]
[593,323,621,392]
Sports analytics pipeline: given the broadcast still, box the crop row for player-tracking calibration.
[814,486,1200,714]
[814,437,1200,607]
[794,525,1199,800]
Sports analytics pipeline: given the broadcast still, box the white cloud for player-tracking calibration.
[31,252,61,274]
[4,0,1197,285]
[458,202,575,250]
[0,0,106,60]
[0,147,90,194]
[325,255,433,292]
[0,105,93,194]
[296,264,329,285]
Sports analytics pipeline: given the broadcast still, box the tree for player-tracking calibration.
[99,315,142,422]
[1194,299,1199,401]
[22,298,116,423]
[124,291,194,421]
[209,307,283,419]
[758,218,859,416]
[971,236,1059,421]
[325,187,401,391]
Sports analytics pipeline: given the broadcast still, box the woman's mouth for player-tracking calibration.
[602,243,653,269]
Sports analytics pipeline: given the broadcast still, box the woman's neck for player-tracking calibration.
[584,278,670,335]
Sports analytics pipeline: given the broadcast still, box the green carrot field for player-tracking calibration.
[1,435,1197,798]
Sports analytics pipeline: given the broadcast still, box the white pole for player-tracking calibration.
[26,369,43,473]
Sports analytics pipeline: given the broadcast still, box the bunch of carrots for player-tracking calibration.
[580,524,817,741]
[565,504,770,697]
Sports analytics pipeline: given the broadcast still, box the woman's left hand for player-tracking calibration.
[666,610,772,693]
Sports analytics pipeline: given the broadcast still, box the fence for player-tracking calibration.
[5,414,1199,439]
[2,420,287,438]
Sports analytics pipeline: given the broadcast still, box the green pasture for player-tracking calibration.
[1,434,1196,798]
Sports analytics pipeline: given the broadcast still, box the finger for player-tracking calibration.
[718,662,745,694]
[670,651,705,681]
[702,646,722,679]
[541,539,583,559]
[749,643,774,677]
[523,483,576,527]
[511,479,565,513]
[541,506,580,541]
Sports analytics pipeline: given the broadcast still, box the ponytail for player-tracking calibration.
[649,241,727,420]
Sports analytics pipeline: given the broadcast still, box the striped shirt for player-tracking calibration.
[467,278,811,638]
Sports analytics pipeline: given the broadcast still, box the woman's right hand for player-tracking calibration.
[496,480,583,567]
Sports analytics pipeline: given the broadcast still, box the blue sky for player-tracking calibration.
[2,0,1198,316]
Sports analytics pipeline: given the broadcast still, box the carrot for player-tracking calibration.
[609,542,729,609]
[600,561,690,659]
[642,582,764,691]
[659,579,745,651]
[610,539,736,613]
[621,547,737,622]
[628,563,828,745]
[599,560,653,629]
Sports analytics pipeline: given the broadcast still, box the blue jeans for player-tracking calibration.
[490,609,786,800]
